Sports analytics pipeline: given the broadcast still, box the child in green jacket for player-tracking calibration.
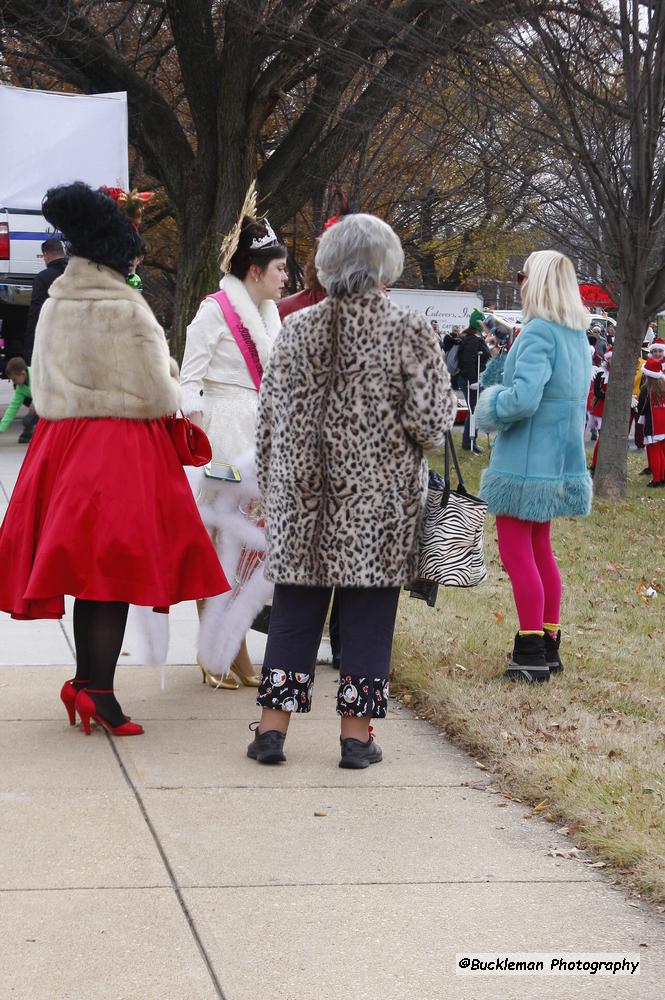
[0,357,38,443]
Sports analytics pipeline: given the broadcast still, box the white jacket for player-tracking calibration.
[179,274,281,415]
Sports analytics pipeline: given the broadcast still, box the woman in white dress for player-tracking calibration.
[180,204,287,687]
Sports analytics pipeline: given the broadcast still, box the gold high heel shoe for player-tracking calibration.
[230,660,261,687]
[196,656,240,690]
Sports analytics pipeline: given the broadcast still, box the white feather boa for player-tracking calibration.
[132,450,272,680]
[195,450,273,676]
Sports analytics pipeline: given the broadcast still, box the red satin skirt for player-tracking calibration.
[0,417,229,619]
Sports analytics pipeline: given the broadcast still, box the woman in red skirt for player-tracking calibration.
[0,182,228,734]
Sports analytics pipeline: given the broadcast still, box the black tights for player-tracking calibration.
[73,599,129,726]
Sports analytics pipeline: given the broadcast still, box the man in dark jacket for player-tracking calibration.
[23,239,67,363]
[458,312,491,453]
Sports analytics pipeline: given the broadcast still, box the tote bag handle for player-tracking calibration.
[443,431,468,501]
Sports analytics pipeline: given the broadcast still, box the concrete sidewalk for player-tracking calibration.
[1,420,664,999]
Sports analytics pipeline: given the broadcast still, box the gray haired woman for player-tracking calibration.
[247,214,457,768]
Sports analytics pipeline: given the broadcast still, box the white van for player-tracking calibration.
[0,210,61,309]
[386,287,483,332]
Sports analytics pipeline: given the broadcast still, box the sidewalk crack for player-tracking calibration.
[105,735,227,1000]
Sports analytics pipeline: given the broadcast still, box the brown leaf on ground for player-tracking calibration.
[533,799,549,812]
[313,811,327,817]
[548,847,582,859]
[493,611,505,624]
[474,761,489,771]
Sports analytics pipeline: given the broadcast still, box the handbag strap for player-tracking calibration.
[443,431,468,495]
[206,290,263,390]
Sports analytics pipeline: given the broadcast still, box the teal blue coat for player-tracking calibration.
[475,317,592,522]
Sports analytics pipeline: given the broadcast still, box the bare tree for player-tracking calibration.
[0,0,525,353]
[476,0,665,498]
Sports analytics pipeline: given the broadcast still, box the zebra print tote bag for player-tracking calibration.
[417,432,488,588]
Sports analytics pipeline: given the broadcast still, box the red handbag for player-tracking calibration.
[166,413,212,467]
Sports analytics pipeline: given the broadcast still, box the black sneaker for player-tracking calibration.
[247,723,286,764]
[17,432,32,444]
[503,633,549,683]
[544,630,563,674]
[640,466,651,476]
[339,732,383,769]
[471,443,483,455]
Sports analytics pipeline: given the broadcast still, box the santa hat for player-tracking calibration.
[649,339,665,354]
[643,357,665,379]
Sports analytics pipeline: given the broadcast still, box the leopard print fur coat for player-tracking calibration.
[256,290,457,587]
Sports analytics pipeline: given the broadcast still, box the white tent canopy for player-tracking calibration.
[0,86,128,209]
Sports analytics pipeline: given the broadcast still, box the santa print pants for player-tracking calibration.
[256,584,400,717]
[495,516,562,632]
[647,441,665,483]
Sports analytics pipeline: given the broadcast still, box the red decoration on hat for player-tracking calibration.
[99,185,154,230]
[322,190,350,232]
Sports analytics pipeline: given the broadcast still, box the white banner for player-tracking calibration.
[0,86,128,209]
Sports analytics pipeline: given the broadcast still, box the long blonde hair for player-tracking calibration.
[521,250,589,331]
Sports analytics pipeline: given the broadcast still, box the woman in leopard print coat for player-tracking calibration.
[249,214,457,770]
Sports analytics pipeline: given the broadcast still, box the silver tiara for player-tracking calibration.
[250,219,278,250]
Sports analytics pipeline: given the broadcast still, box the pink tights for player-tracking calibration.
[495,516,562,631]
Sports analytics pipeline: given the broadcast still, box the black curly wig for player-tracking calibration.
[42,181,145,276]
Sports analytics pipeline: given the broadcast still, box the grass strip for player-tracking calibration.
[393,438,665,903]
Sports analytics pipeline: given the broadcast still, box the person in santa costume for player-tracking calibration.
[588,350,612,474]
[638,339,665,487]
[0,182,228,735]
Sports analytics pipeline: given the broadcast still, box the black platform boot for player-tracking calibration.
[544,629,563,674]
[503,633,549,683]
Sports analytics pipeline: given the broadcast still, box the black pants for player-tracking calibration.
[22,408,39,437]
[257,584,400,718]
[458,376,479,449]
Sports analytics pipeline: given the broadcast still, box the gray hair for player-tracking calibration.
[315,213,404,296]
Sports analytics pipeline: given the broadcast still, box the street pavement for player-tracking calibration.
[0,395,664,999]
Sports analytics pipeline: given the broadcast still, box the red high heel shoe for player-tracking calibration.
[60,680,131,725]
[75,689,144,736]
[60,679,87,726]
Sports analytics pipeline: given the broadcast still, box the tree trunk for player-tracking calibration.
[171,147,255,359]
[593,286,644,498]
[171,223,221,361]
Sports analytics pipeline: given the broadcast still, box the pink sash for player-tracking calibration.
[206,290,263,390]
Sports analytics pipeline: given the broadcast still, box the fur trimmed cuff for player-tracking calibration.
[480,468,592,520]
[179,382,205,416]
[257,669,314,713]
[337,676,390,718]
[474,384,513,432]
[169,357,180,379]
